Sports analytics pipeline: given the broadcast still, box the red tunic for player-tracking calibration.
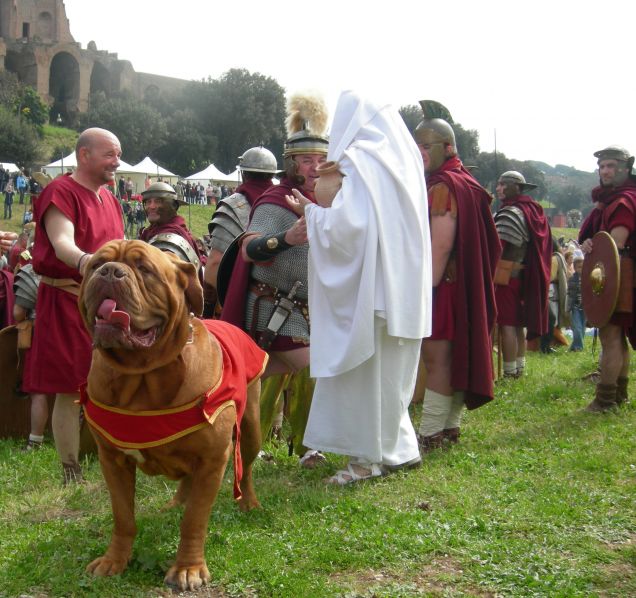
[426,157,501,409]
[22,175,124,393]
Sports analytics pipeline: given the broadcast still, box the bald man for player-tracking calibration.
[22,128,124,484]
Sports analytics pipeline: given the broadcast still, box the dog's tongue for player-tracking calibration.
[97,298,131,329]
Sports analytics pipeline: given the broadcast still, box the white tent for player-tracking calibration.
[186,163,238,185]
[44,152,137,172]
[0,162,20,173]
[132,157,179,180]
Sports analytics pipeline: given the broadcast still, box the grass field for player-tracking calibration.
[0,344,634,597]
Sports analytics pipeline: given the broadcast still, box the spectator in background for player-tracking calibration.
[125,176,134,200]
[16,172,28,204]
[567,250,585,352]
[4,183,14,219]
[118,175,126,200]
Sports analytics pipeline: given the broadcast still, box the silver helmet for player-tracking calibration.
[237,146,279,174]
[141,181,187,206]
[498,170,538,191]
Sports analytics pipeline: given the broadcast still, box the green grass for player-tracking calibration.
[0,345,634,597]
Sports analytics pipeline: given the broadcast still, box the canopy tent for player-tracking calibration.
[185,164,239,185]
[0,162,20,173]
[132,157,179,182]
[44,153,137,176]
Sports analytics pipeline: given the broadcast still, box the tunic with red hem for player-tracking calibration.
[495,195,552,339]
[22,175,124,394]
[81,320,267,499]
[579,178,636,345]
[427,157,501,409]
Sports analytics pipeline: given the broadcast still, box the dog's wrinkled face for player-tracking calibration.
[79,240,203,360]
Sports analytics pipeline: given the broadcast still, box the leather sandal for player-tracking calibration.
[325,462,386,486]
[299,449,326,469]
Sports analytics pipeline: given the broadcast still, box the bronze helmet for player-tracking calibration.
[413,100,456,173]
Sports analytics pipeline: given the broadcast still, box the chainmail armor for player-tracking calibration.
[245,203,309,340]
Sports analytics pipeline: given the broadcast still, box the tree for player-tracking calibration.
[548,183,586,213]
[399,104,480,164]
[0,105,42,166]
[398,104,422,133]
[187,69,286,173]
[80,92,168,163]
[154,109,217,176]
[14,86,49,128]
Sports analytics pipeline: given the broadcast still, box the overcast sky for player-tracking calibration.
[63,0,635,173]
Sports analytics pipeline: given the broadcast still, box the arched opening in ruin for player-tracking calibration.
[49,52,80,124]
[36,12,53,40]
[90,61,111,97]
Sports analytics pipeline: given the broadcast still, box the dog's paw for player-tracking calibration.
[86,555,128,576]
[237,496,261,512]
[164,563,211,591]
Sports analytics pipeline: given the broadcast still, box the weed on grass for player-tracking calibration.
[0,346,634,597]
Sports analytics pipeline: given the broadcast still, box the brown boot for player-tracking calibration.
[586,383,617,413]
[416,431,445,454]
[443,427,460,445]
[62,461,84,485]
[616,377,629,406]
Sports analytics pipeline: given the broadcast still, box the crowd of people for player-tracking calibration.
[1,90,634,487]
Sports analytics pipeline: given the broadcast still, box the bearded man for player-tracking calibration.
[413,101,501,451]
[494,171,552,378]
[21,128,124,483]
[579,146,636,411]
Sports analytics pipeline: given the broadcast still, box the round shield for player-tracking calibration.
[582,231,620,327]
[216,233,246,307]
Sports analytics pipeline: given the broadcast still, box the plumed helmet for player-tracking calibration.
[147,233,200,272]
[141,181,186,206]
[498,170,538,191]
[283,92,329,158]
[237,146,279,174]
[413,100,456,173]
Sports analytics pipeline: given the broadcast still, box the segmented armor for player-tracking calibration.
[495,205,529,264]
[13,263,40,312]
[208,193,251,253]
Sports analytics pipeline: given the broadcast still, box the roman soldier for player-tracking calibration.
[579,146,636,411]
[413,100,501,451]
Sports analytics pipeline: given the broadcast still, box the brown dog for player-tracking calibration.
[78,239,266,591]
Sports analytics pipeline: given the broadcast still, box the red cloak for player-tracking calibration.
[0,270,15,329]
[427,157,501,409]
[499,195,552,339]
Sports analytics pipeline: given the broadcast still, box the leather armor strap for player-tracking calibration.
[39,275,80,296]
[245,233,292,261]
